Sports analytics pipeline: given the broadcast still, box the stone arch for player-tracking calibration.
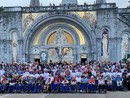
[120,30,130,37]
[9,28,21,40]
[121,30,130,60]
[39,23,80,46]
[100,26,111,38]
[24,13,96,61]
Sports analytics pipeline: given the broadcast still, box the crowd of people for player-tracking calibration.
[0,60,130,93]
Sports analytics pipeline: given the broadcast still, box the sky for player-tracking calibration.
[0,0,129,8]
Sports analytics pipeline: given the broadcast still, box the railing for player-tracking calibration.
[118,8,130,27]
[2,6,21,12]
[118,8,130,14]
[118,14,130,27]
[2,3,116,13]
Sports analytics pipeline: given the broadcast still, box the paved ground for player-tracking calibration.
[0,91,130,98]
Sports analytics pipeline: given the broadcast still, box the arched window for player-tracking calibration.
[121,33,129,59]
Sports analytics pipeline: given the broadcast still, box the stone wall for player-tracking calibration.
[0,12,22,63]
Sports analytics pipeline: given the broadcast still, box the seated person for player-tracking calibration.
[98,76,106,92]
[116,74,123,87]
[71,77,77,85]
[88,76,96,92]
[61,78,69,85]
[105,75,113,90]
[61,78,69,92]
[44,77,52,92]
[115,74,123,90]
[88,76,95,85]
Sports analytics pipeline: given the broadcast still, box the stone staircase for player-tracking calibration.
[118,8,130,27]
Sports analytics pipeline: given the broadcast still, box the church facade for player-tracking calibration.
[0,0,130,64]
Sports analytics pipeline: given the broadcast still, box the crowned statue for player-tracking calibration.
[48,28,73,62]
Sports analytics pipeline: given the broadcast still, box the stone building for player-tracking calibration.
[0,0,130,64]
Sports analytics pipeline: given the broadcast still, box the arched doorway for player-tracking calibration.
[24,13,96,63]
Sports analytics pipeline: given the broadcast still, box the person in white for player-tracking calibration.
[76,75,81,83]
[44,69,49,80]
[98,76,106,92]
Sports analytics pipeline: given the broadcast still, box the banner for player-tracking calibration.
[40,51,47,62]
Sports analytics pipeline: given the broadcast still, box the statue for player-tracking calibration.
[102,33,108,56]
[48,28,73,62]
[63,48,73,58]
[41,52,47,61]
[48,48,58,57]
[101,29,109,61]
[53,28,69,46]
[12,32,18,63]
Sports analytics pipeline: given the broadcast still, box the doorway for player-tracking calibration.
[81,58,87,65]
[81,53,87,65]
[34,59,40,64]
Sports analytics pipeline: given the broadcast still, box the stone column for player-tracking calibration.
[9,40,13,63]
[128,38,130,55]
[96,38,102,61]
[6,40,11,63]
[87,44,91,62]
[25,39,30,62]
[72,47,76,64]
[115,37,118,61]
[18,40,23,63]
[2,39,7,63]
[29,46,34,62]
[109,38,115,62]
[22,40,26,63]
[0,40,1,61]
[116,37,122,61]
[77,45,81,64]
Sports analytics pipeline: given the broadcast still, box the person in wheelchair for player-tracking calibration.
[44,77,52,92]
[52,75,61,92]
[88,76,96,93]
[115,73,124,90]
[61,78,69,93]
[98,76,106,93]
[105,75,113,90]
[70,77,77,92]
